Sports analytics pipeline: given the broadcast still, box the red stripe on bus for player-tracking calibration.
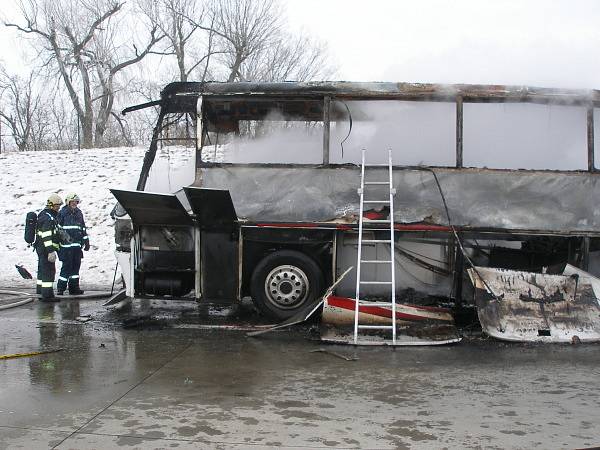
[328,295,451,315]
[327,296,429,321]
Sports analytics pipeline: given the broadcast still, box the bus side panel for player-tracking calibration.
[201,231,238,302]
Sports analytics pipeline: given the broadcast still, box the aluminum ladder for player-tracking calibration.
[354,149,397,345]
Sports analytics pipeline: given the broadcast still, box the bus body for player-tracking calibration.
[112,81,600,322]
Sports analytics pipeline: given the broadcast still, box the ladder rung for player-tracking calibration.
[365,164,391,167]
[360,260,392,264]
[358,325,394,329]
[364,181,390,185]
[362,239,391,243]
[360,281,393,285]
[363,219,391,223]
[363,200,390,204]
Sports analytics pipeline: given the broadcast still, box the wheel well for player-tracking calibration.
[242,240,332,297]
[249,248,326,320]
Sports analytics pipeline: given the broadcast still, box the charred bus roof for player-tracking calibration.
[123,81,600,121]
[159,81,600,103]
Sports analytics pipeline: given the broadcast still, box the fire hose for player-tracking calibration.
[0,290,36,310]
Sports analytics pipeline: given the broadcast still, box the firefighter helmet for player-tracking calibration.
[46,194,63,207]
[65,193,80,204]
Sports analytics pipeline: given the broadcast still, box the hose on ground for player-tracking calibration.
[0,290,36,310]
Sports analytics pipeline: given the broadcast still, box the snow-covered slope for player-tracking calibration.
[0,146,195,288]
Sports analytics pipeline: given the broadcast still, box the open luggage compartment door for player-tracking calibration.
[183,187,237,230]
[110,189,195,298]
[183,187,239,302]
[110,189,193,226]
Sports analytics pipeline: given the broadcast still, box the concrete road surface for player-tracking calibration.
[0,295,599,449]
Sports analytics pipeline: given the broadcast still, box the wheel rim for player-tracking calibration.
[264,265,310,310]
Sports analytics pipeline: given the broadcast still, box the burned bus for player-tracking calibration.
[112,81,600,343]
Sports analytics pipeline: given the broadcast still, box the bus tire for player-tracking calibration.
[250,250,324,321]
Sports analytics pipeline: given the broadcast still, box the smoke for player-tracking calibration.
[200,101,599,171]
[145,146,196,193]
[464,103,588,170]
[220,111,323,164]
[329,101,456,166]
[331,101,595,170]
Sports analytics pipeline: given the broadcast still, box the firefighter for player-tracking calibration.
[35,194,63,301]
[57,193,90,295]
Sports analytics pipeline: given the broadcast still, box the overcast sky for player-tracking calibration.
[1,0,600,89]
[283,0,600,89]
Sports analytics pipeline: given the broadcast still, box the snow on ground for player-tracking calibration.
[0,145,195,289]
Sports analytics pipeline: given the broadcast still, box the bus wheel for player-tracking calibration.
[250,250,324,321]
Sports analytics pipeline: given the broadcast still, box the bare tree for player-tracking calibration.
[142,0,220,83]
[0,67,50,151]
[2,0,335,151]
[202,0,335,83]
[47,89,74,149]
[5,0,164,148]
[206,0,282,82]
[242,33,334,82]
[112,78,170,147]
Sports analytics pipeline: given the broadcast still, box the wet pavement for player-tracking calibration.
[1,294,600,449]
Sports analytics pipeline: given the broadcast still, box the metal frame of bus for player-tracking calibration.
[113,81,600,321]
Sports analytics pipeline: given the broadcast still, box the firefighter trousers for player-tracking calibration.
[57,247,82,293]
[36,246,56,299]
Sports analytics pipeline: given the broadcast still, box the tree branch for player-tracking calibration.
[110,25,164,75]
[73,2,123,53]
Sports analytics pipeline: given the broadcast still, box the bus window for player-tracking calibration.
[146,146,196,193]
[464,103,587,170]
[202,110,323,164]
[146,113,196,193]
[329,100,455,166]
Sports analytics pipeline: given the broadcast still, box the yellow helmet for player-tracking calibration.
[46,194,63,207]
[65,193,80,203]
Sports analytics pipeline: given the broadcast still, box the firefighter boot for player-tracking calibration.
[68,276,84,295]
[57,276,67,295]
[40,284,59,302]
